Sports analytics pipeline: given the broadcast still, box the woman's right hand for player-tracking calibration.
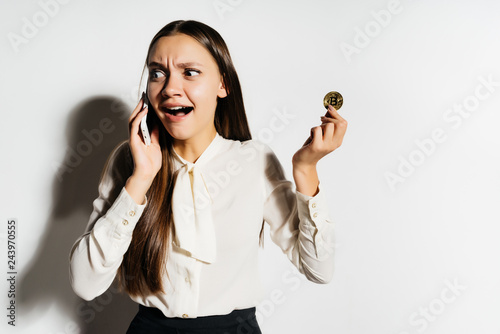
[125,95,162,205]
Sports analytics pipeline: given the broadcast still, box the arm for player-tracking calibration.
[69,142,147,300]
[262,148,335,284]
[69,95,161,300]
[263,105,347,284]
[292,164,319,197]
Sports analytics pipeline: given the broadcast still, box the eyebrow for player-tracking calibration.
[147,61,203,69]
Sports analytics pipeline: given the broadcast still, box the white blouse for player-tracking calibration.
[69,133,335,319]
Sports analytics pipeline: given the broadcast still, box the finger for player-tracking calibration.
[325,105,346,123]
[324,105,336,118]
[129,107,148,142]
[310,126,324,148]
[320,116,345,132]
[129,93,147,123]
[323,122,335,141]
[320,116,335,124]
[129,108,147,137]
[331,118,348,147]
[325,105,347,131]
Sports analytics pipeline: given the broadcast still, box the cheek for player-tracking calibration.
[187,86,206,102]
[188,80,221,103]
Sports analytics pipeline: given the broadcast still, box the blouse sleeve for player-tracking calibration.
[261,144,335,284]
[69,141,147,301]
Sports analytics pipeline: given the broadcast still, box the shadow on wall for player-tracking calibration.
[18,96,139,334]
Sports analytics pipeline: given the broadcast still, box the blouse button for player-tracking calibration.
[128,210,135,217]
[312,203,317,209]
[313,212,318,218]
[182,314,189,318]
[122,219,129,226]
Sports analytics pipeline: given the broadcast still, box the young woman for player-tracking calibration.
[69,20,347,334]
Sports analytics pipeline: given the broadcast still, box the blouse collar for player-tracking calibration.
[171,132,225,170]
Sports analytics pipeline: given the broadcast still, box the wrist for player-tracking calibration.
[130,170,155,184]
[125,174,153,205]
[292,162,317,175]
[292,163,319,197]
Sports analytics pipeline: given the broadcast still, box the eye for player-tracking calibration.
[185,69,201,77]
[150,70,165,79]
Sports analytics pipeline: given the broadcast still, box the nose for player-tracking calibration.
[161,73,183,98]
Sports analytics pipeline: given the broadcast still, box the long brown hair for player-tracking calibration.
[118,20,255,296]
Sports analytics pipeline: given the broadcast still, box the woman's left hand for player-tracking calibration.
[292,105,348,168]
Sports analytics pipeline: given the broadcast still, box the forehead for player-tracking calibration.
[148,34,216,67]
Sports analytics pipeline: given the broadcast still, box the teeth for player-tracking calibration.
[165,106,192,116]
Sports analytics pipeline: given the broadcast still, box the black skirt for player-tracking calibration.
[126,304,262,334]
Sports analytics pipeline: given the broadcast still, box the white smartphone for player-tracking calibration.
[140,93,151,146]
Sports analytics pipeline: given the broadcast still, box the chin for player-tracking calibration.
[157,119,188,140]
[165,127,194,142]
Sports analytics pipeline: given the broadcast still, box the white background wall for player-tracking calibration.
[1,0,499,333]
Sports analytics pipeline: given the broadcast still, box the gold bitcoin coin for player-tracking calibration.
[323,91,343,110]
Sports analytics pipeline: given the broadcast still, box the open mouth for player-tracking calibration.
[165,106,193,116]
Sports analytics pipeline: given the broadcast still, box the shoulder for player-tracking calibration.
[217,137,282,174]
[220,137,275,161]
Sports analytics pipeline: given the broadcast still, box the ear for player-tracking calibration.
[217,76,228,98]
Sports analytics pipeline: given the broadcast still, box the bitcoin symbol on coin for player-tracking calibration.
[323,91,343,110]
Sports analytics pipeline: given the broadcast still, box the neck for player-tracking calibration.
[173,128,217,163]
